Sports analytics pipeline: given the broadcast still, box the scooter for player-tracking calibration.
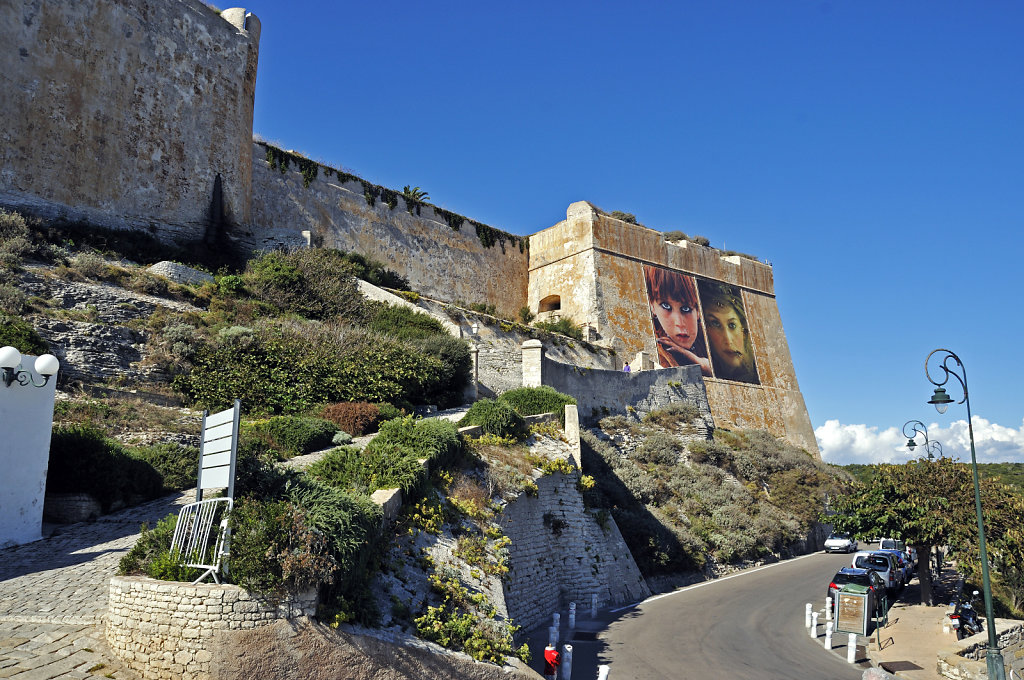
[948,590,983,640]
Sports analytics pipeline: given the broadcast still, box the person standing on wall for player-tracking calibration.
[623,362,631,372]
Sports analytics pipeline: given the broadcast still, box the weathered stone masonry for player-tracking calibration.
[0,0,260,241]
[106,575,316,680]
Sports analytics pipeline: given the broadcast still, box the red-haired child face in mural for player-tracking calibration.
[643,266,713,376]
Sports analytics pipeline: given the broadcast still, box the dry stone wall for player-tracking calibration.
[106,575,316,680]
[248,146,529,316]
[0,1,260,242]
[499,472,650,633]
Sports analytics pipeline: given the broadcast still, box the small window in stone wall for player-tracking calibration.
[539,295,561,312]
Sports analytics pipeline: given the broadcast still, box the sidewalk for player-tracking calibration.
[0,491,192,680]
[863,568,963,680]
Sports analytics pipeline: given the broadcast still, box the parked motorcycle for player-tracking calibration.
[948,590,983,640]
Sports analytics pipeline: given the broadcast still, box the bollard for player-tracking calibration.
[597,665,610,680]
[569,602,576,630]
[805,603,813,628]
[826,596,833,620]
[553,612,560,630]
[824,621,833,650]
[561,643,573,679]
[809,612,819,638]
[847,633,857,663]
[549,626,558,647]
[591,593,598,619]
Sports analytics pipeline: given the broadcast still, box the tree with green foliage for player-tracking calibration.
[828,457,1024,606]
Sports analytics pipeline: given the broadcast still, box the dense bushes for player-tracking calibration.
[131,443,199,491]
[365,302,447,341]
[0,314,48,355]
[307,444,425,495]
[497,386,576,424]
[47,424,164,511]
[174,323,447,414]
[458,400,527,440]
[242,415,338,459]
[244,249,362,321]
[581,423,837,573]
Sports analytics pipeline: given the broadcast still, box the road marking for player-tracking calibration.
[610,552,825,613]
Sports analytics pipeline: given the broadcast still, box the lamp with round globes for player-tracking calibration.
[0,346,60,388]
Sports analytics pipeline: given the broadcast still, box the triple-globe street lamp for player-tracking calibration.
[925,348,1005,680]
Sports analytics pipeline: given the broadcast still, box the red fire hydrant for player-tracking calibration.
[543,644,561,679]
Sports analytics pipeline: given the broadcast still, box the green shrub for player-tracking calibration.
[47,424,163,511]
[518,306,535,324]
[533,317,583,341]
[0,314,48,355]
[375,402,404,422]
[370,416,463,469]
[609,211,638,224]
[634,432,684,465]
[409,334,471,408]
[243,249,362,320]
[118,513,201,581]
[365,302,447,341]
[228,497,338,596]
[459,400,527,441]
[642,402,700,429]
[216,274,245,296]
[497,386,576,425]
[335,250,409,290]
[0,284,27,314]
[242,416,338,459]
[173,323,444,415]
[307,443,425,495]
[130,443,198,491]
[320,402,380,436]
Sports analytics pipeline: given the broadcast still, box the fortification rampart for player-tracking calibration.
[529,203,818,454]
[0,1,259,242]
[248,144,530,316]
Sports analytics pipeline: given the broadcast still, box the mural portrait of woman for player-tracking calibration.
[643,265,712,375]
[697,280,760,384]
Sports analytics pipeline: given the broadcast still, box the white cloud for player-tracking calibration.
[815,417,1024,465]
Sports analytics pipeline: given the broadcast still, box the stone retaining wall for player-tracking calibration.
[938,620,1024,680]
[106,575,316,680]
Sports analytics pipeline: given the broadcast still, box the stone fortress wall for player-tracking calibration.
[530,203,818,454]
[247,144,530,317]
[1,0,817,453]
[0,0,260,241]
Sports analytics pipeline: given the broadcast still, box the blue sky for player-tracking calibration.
[247,1,1024,465]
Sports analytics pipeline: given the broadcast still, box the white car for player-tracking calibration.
[852,550,901,592]
[824,532,857,553]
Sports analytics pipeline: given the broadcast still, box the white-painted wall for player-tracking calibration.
[0,355,57,547]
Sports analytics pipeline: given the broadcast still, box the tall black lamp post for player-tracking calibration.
[902,420,944,460]
[925,349,1005,680]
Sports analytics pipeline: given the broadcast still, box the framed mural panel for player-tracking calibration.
[697,279,760,384]
[642,265,712,376]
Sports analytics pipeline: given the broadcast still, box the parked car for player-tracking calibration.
[877,548,912,584]
[880,538,917,569]
[851,550,901,592]
[827,567,886,618]
[824,532,858,553]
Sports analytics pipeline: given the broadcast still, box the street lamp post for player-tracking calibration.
[925,349,1005,680]
[902,420,944,460]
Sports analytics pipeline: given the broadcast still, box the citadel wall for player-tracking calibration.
[529,202,818,454]
[247,145,530,316]
[0,1,260,242]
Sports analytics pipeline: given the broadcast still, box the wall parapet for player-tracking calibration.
[106,575,316,680]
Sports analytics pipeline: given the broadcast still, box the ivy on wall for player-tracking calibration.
[257,142,527,253]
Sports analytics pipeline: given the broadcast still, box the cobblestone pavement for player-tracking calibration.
[0,491,194,680]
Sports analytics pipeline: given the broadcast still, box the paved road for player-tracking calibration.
[554,550,870,680]
[0,491,193,680]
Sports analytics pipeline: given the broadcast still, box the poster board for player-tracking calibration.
[834,591,869,636]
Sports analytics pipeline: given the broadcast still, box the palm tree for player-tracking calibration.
[402,186,429,201]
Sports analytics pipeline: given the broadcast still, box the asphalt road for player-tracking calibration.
[556,550,871,680]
